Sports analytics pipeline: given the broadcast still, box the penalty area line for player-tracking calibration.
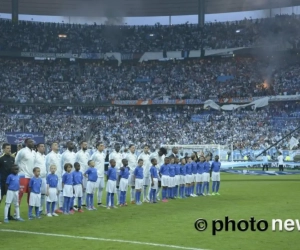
[0,229,210,250]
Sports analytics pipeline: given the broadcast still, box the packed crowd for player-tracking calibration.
[0,15,299,53]
[1,102,299,151]
[1,57,300,104]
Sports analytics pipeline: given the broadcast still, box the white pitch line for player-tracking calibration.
[0,229,210,250]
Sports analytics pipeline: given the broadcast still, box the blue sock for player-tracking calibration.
[216,182,220,192]
[135,191,139,203]
[191,184,194,194]
[202,182,206,194]
[51,202,55,214]
[111,193,114,207]
[207,182,210,193]
[176,186,179,197]
[35,206,39,217]
[91,194,94,208]
[212,181,216,192]
[181,186,184,197]
[47,202,51,214]
[78,197,82,209]
[106,193,110,207]
[162,188,166,199]
[86,194,89,208]
[29,206,33,217]
[123,191,126,204]
[199,183,203,194]
[63,197,67,213]
[70,196,74,209]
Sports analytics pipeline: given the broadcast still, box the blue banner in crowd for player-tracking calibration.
[221,169,300,175]
[5,132,45,145]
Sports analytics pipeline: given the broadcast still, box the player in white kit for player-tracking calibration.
[137,145,151,202]
[90,142,106,207]
[109,143,123,205]
[75,141,89,208]
[34,143,47,214]
[125,144,137,204]
[46,142,63,213]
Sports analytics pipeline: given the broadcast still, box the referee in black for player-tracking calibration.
[0,143,16,221]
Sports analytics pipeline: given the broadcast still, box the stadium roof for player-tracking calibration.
[1,0,300,17]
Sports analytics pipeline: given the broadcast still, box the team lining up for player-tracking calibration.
[2,141,222,222]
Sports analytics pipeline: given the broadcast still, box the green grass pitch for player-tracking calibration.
[1,173,299,250]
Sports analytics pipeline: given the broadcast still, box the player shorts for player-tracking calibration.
[135,178,143,190]
[161,175,169,187]
[106,180,117,194]
[196,173,203,182]
[188,174,193,184]
[82,176,88,188]
[73,184,83,198]
[180,175,186,185]
[192,174,197,182]
[143,176,150,186]
[96,177,105,190]
[168,176,175,187]
[175,175,180,186]
[86,181,97,194]
[46,187,57,202]
[19,177,30,193]
[128,173,135,187]
[41,177,47,194]
[150,178,158,190]
[29,192,41,207]
[63,184,73,197]
[212,172,221,181]
[5,190,19,205]
[203,173,210,182]
[119,178,129,192]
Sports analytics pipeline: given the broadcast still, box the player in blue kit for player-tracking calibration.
[149,158,158,203]
[196,156,205,196]
[190,155,198,197]
[168,158,175,199]
[46,165,59,217]
[211,155,221,196]
[179,158,186,199]
[159,157,170,203]
[62,163,73,215]
[4,165,24,223]
[73,162,84,212]
[202,156,211,196]
[185,158,192,197]
[84,160,98,210]
[28,167,43,219]
[118,159,130,207]
[133,159,144,205]
[106,159,117,209]
[174,158,181,198]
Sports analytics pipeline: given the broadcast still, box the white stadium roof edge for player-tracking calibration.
[1,0,300,17]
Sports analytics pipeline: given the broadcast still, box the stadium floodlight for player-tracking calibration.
[149,34,154,36]
[58,34,67,38]
[235,30,241,33]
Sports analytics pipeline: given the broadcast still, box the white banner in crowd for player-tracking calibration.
[289,137,299,150]
[204,97,269,111]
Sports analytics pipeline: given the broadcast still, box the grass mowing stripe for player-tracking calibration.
[0,229,210,250]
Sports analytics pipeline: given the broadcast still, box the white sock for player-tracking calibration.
[15,204,20,218]
[40,194,45,211]
[130,188,135,201]
[98,188,103,204]
[4,203,10,219]
[82,191,86,205]
[143,186,148,200]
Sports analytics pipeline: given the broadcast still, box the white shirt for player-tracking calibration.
[125,152,137,173]
[75,149,90,173]
[138,152,151,177]
[278,155,284,165]
[150,152,165,169]
[15,147,36,178]
[46,151,62,178]
[90,150,105,177]
[61,150,76,171]
[34,152,47,178]
[109,151,123,171]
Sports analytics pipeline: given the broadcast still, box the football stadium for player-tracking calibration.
[0,0,300,249]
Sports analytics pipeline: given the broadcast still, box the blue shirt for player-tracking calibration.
[29,177,42,194]
[191,162,198,174]
[169,164,175,177]
[262,156,268,164]
[6,174,20,191]
[107,167,117,181]
[204,162,210,173]
[186,163,192,175]
[72,171,83,185]
[150,166,158,178]
[180,164,186,176]
[175,164,181,175]
[120,166,130,179]
[85,167,98,182]
[197,162,205,174]
[211,161,221,172]
[46,174,58,188]
[134,166,144,179]
[159,164,169,176]
[62,172,73,185]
